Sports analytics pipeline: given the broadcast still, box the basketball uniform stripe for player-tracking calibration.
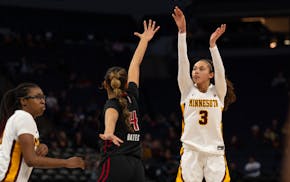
[175,104,186,182]
[102,158,111,182]
[220,119,230,181]
[97,158,111,182]
[98,140,108,182]
[222,156,230,182]
[180,103,185,135]
[98,161,107,182]
[3,141,22,181]
[175,165,184,182]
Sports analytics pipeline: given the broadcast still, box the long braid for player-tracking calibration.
[105,67,133,132]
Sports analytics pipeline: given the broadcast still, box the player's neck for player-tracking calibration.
[107,91,116,99]
[197,82,210,93]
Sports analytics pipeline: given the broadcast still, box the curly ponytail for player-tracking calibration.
[105,67,133,132]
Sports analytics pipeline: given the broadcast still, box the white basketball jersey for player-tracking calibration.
[181,84,225,155]
[0,110,39,182]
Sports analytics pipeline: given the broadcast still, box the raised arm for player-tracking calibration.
[127,19,160,87]
[209,24,227,103]
[172,6,193,102]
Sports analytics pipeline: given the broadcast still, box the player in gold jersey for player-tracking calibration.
[172,6,236,182]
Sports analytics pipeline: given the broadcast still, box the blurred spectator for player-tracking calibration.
[271,71,287,88]
[142,133,153,160]
[244,156,261,178]
[57,130,70,149]
[248,124,263,148]
[19,56,33,75]
[263,126,281,150]
[229,135,242,150]
[164,127,180,156]
[282,103,290,182]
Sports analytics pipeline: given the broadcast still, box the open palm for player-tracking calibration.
[210,24,226,47]
[172,6,186,33]
[134,19,160,42]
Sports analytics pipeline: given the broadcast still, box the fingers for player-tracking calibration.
[142,19,160,32]
[154,26,160,33]
[152,20,155,29]
[99,134,124,146]
[143,20,147,31]
[80,159,85,170]
[112,136,124,146]
[221,24,226,31]
[172,13,176,19]
[36,144,48,156]
[76,157,85,170]
[172,6,182,19]
[216,24,226,34]
[116,137,124,144]
[174,6,183,16]
[99,134,105,140]
[146,19,155,30]
[213,24,226,38]
[37,148,46,155]
[148,19,152,29]
[134,32,141,38]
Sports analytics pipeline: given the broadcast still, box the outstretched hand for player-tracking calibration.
[210,24,226,48]
[99,133,124,146]
[134,19,160,42]
[172,6,186,33]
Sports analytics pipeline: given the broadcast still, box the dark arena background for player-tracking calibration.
[0,0,289,181]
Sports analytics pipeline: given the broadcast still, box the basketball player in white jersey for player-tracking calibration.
[0,83,85,182]
[172,6,236,182]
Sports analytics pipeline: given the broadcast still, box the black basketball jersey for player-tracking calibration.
[100,82,141,159]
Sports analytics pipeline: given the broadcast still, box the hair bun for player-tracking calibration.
[110,77,121,89]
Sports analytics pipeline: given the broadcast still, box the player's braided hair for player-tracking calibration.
[201,59,236,111]
[105,67,133,132]
[0,83,39,135]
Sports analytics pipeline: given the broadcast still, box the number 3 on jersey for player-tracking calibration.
[199,110,208,125]
[130,110,140,131]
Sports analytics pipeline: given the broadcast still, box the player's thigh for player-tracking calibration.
[204,155,229,182]
[97,155,133,182]
[179,149,203,182]
[131,157,146,182]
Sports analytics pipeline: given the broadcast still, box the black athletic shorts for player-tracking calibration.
[97,155,145,182]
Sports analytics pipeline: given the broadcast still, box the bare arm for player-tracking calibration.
[19,134,84,169]
[209,24,227,103]
[35,143,48,157]
[172,6,193,102]
[99,108,124,146]
[127,19,160,87]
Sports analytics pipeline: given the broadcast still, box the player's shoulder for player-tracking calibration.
[104,98,121,111]
[10,110,33,121]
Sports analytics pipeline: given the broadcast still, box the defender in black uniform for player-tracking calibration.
[97,19,160,182]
